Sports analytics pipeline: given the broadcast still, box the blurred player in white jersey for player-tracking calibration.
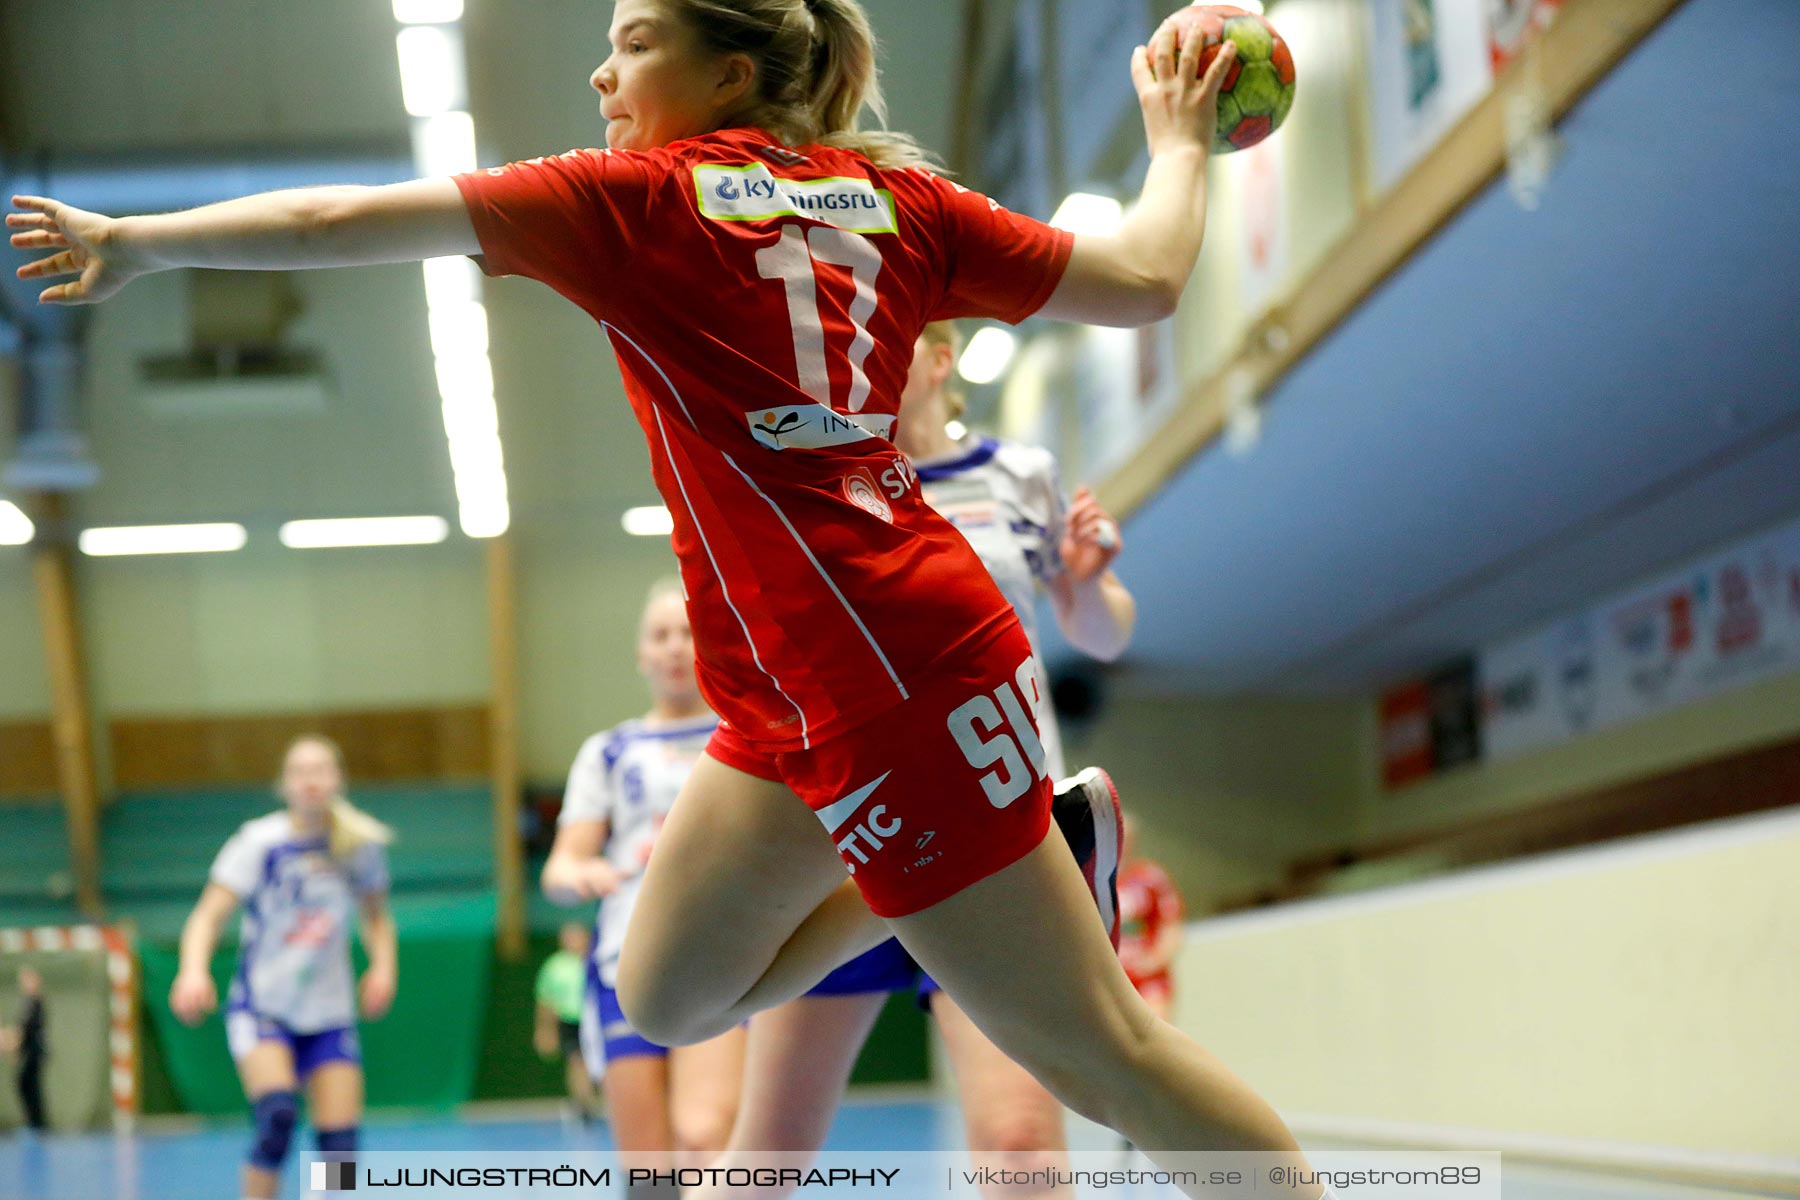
[169,735,397,1200]
[542,580,745,1189]
[692,322,1136,1200]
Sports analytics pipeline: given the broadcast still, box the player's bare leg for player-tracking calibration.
[236,1042,298,1200]
[615,755,884,1045]
[889,833,1319,1200]
[666,1026,747,1169]
[932,991,1073,1200]
[605,1054,675,1170]
[684,992,888,1200]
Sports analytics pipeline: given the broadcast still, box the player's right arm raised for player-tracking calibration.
[10,178,478,305]
[1040,28,1237,327]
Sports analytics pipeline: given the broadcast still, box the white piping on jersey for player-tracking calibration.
[610,325,811,745]
[603,321,699,428]
[606,318,906,711]
[717,449,908,703]
[646,405,810,746]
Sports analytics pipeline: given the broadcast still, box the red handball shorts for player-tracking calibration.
[706,623,1055,918]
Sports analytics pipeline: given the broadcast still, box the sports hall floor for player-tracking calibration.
[0,1095,1770,1200]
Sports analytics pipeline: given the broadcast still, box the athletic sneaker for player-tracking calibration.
[1051,767,1123,949]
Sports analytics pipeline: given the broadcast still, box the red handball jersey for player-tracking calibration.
[1117,859,1184,988]
[455,128,1073,751]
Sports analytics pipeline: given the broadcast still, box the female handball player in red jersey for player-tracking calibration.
[12,2,1331,1193]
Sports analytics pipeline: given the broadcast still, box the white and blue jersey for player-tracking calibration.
[917,436,1070,779]
[560,715,719,990]
[210,812,389,1036]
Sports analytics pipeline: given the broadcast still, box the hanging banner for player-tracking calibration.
[1481,515,1800,761]
[1363,0,1496,192]
[1485,0,1563,72]
[1235,134,1290,315]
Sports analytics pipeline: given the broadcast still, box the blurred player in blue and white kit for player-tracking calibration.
[541,580,745,1185]
[692,321,1136,1200]
[169,734,397,1200]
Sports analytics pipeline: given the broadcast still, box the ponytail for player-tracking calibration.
[672,0,941,171]
[804,0,938,170]
[329,797,395,863]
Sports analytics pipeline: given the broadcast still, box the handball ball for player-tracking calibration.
[1159,4,1297,153]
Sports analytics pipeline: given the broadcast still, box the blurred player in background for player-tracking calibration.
[0,966,48,1132]
[1117,814,1185,1022]
[167,735,397,1200]
[535,922,603,1125]
[541,580,744,1192]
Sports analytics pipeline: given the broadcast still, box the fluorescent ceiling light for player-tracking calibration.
[958,327,1018,385]
[622,506,675,537]
[279,516,450,549]
[0,501,34,546]
[1050,192,1125,236]
[79,523,247,557]
[457,494,510,539]
[396,26,466,117]
[428,301,490,360]
[392,0,464,23]
[422,256,478,307]
[944,420,969,441]
[413,110,477,176]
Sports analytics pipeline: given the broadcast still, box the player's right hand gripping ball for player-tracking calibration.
[1160,4,1297,153]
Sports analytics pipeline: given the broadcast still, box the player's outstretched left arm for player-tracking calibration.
[1051,487,1137,662]
[9,179,479,305]
[1038,29,1237,327]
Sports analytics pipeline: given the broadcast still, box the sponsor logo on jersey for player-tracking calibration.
[697,164,897,234]
[879,454,918,501]
[813,773,899,875]
[842,468,894,523]
[748,404,895,451]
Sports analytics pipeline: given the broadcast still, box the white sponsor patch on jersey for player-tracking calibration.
[748,404,896,451]
[697,165,897,234]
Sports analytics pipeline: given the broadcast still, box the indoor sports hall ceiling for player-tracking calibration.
[4,1,1796,702]
[0,0,961,536]
[1052,0,1800,696]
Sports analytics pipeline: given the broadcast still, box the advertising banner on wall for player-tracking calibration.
[1363,0,1497,192]
[1481,515,1800,761]
[1381,657,1483,788]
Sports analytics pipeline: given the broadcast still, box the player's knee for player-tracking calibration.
[965,1109,1065,1159]
[317,1127,360,1155]
[673,1100,736,1162]
[247,1090,300,1171]
[616,972,706,1047]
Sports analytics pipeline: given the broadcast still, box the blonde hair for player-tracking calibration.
[644,575,686,610]
[282,734,395,863]
[667,0,939,171]
[920,321,968,421]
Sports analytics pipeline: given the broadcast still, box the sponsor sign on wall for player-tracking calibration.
[1481,516,1800,761]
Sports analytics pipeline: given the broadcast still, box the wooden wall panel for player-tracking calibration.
[108,706,491,790]
[0,721,59,797]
